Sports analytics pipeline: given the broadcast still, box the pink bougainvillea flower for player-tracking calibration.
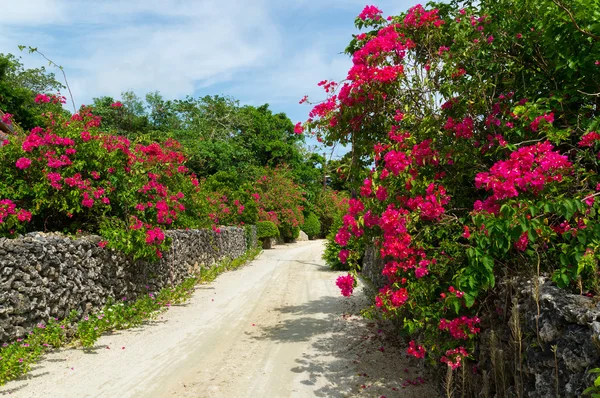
[293,122,303,134]
[440,347,469,369]
[338,249,350,264]
[17,209,32,223]
[1,113,13,125]
[15,157,31,170]
[336,274,355,296]
[81,192,94,208]
[34,93,51,103]
[358,5,383,21]
[514,232,529,251]
[407,341,426,358]
[462,226,471,239]
[578,131,600,147]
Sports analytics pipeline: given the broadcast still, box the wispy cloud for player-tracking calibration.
[0,0,420,156]
[1,0,281,103]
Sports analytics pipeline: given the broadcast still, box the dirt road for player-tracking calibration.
[1,240,433,397]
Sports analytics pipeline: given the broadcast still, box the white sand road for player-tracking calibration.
[0,240,434,398]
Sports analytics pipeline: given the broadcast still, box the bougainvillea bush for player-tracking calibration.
[251,166,306,241]
[197,189,254,232]
[301,0,600,369]
[0,100,209,260]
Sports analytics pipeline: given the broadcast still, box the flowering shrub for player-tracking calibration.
[251,166,306,241]
[323,201,366,271]
[0,104,206,260]
[299,0,600,369]
[198,190,250,232]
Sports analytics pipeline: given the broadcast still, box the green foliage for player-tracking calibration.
[313,189,349,236]
[323,212,364,271]
[90,94,152,138]
[256,221,279,239]
[252,166,306,240]
[0,107,203,260]
[304,0,600,366]
[583,368,600,397]
[0,316,71,385]
[0,53,65,130]
[244,224,258,249]
[302,213,321,239]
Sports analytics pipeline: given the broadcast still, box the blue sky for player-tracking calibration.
[0,0,421,157]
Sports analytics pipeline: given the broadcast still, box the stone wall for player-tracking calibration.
[0,226,257,343]
[361,244,387,290]
[360,245,600,396]
[474,277,600,398]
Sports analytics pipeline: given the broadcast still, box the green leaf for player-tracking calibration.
[463,293,476,308]
[452,300,461,314]
[482,256,494,272]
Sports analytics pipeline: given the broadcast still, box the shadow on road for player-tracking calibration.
[253,288,433,397]
[252,296,340,343]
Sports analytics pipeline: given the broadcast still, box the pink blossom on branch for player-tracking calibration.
[441,347,469,369]
[358,5,383,21]
[338,249,350,264]
[578,131,600,147]
[16,209,32,223]
[34,94,51,104]
[336,274,355,296]
[1,113,13,125]
[145,227,165,245]
[514,232,529,251]
[294,122,303,134]
[15,157,32,170]
[407,340,426,358]
[474,141,571,212]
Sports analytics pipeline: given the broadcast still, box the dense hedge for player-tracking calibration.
[301,213,321,239]
[256,220,279,239]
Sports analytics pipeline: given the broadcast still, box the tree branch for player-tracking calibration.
[552,0,600,41]
[21,46,77,113]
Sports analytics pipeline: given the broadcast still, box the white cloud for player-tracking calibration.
[0,0,422,114]
[0,0,67,25]
[0,0,281,105]
[0,0,423,158]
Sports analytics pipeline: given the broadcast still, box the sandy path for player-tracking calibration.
[1,240,434,398]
